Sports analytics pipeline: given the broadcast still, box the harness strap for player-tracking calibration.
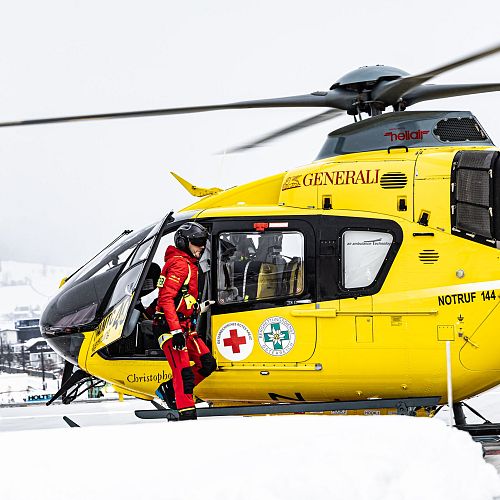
[173,256,197,311]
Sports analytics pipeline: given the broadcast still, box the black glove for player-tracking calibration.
[171,329,186,350]
[152,312,167,337]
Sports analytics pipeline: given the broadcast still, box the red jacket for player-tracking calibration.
[156,245,199,332]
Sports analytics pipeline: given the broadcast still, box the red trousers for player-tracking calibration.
[162,331,211,411]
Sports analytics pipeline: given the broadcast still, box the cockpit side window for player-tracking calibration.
[217,231,304,304]
[106,262,144,312]
[341,230,394,289]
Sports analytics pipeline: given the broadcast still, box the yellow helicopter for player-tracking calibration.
[6,43,500,426]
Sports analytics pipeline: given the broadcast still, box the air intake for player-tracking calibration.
[380,172,407,189]
[419,250,439,264]
[451,150,500,246]
[434,118,487,142]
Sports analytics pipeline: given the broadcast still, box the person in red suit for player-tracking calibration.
[153,222,216,421]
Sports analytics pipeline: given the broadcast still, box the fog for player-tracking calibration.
[1,0,499,267]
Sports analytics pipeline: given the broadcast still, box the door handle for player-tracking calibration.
[291,309,337,318]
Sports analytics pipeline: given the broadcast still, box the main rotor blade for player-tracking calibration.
[372,42,500,105]
[403,83,500,106]
[223,109,344,153]
[0,91,353,128]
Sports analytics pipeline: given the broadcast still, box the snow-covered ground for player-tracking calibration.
[0,372,60,404]
[0,261,72,291]
[0,412,499,500]
[1,373,500,500]
[0,260,72,329]
[0,372,118,405]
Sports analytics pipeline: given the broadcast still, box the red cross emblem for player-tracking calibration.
[223,328,247,353]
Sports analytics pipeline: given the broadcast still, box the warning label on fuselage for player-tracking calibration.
[438,292,476,306]
[437,290,498,306]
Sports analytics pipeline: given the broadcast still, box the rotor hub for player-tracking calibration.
[331,65,410,91]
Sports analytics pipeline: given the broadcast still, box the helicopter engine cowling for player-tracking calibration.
[317,111,492,159]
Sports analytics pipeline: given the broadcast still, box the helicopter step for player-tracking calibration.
[134,396,441,421]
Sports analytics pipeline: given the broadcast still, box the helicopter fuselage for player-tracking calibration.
[41,112,500,407]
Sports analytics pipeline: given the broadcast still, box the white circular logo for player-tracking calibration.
[216,322,254,361]
[258,317,296,356]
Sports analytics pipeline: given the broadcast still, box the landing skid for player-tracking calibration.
[451,401,500,439]
[46,361,105,406]
[135,396,441,421]
[63,416,80,428]
[455,423,500,437]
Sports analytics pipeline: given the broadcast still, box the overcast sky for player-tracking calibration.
[0,0,499,267]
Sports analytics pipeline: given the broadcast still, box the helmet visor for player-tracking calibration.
[189,235,208,247]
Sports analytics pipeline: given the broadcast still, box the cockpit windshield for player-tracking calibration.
[64,222,160,287]
[41,211,201,340]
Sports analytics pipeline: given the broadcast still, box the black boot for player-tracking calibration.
[155,380,176,410]
[178,408,197,421]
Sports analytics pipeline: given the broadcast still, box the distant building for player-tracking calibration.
[0,328,17,345]
[18,337,63,369]
[15,318,41,343]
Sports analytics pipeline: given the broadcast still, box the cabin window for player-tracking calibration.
[342,230,393,289]
[217,231,304,304]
